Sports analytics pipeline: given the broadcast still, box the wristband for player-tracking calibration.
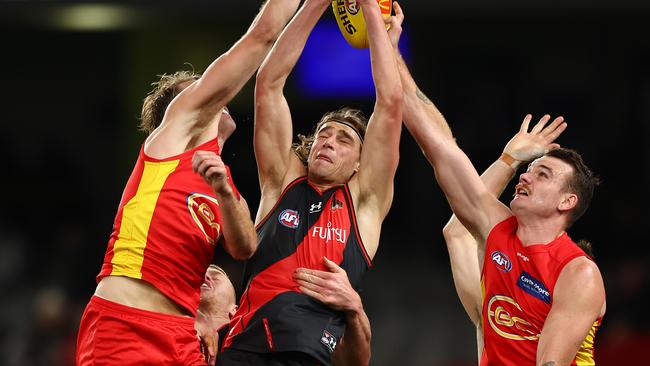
[499,152,519,169]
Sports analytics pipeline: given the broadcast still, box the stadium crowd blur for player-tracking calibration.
[0,1,648,365]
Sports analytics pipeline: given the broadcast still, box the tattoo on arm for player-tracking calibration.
[415,87,433,105]
[541,362,556,366]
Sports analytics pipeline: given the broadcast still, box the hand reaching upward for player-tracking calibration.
[503,114,568,165]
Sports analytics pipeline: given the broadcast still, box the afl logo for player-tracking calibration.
[187,193,221,245]
[491,251,512,272]
[278,209,300,229]
[346,0,360,15]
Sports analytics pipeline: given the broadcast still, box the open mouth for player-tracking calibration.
[316,154,333,163]
[515,185,529,197]
[201,279,213,290]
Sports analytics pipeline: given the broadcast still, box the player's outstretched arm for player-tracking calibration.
[254,0,332,212]
[192,151,257,259]
[352,0,403,259]
[163,0,301,131]
[388,3,505,241]
[387,2,501,240]
[294,257,371,366]
[536,257,605,366]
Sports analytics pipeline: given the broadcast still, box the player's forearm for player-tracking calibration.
[363,0,402,110]
[338,298,372,366]
[397,54,454,142]
[441,155,516,324]
[443,151,518,239]
[256,0,329,91]
[398,57,491,236]
[537,340,576,366]
[215,189,257,260]
[186,0,299,113]
[246,0,301,46]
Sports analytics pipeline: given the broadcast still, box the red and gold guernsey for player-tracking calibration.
[97,138,239,316]
[481,216,603,366]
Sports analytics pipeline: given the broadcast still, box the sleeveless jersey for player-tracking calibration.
[222,177,372,365]
[97,138,239,316]
[480,216,603,366]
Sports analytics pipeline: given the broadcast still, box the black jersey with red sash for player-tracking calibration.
[222,177,372,365]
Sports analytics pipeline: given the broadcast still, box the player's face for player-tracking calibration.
[307,121,362,185]
[199,266,236,308]
[510,156,575,218]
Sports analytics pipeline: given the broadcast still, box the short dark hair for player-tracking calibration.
[576,239,595,259]
[292,107,368,165]
[545,148,600,227]
[140,70,201,134]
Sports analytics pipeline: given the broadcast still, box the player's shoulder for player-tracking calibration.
[562,256,601,277]
[557,256,603,292]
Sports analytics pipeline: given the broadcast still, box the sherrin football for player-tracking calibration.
[332,0,392,49]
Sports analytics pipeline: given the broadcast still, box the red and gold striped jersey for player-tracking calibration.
[480,216,603,366]
[97,138,239,315]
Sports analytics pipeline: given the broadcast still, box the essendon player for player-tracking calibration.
[389,5,606,365]
[218,0,402,364]
[75,1,301,365]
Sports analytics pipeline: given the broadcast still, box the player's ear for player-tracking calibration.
[558,193,577,212]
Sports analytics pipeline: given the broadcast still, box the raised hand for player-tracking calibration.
[192,151,232,197]
[503,114,567,163]
[294,257,362,314]
[385,1,404,51]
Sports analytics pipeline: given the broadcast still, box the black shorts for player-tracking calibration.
[217,348,321,366]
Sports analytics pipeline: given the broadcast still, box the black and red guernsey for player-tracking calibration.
[222,177,372,365]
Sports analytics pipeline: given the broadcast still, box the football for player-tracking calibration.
[332,0,392,49]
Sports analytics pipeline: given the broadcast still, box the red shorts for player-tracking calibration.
[76,295,207,366]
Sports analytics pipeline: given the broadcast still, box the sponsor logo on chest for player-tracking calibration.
[517,271,551,304]
[311,222,347,244]
[278,209,300,229]
[491,250,512,272]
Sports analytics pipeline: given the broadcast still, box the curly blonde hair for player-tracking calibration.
[139,70,201,134]
[292,107,368,166]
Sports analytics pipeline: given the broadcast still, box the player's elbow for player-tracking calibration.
[229,245,256,261]
[227,237,258,260]
[442,220,466,242]
[376,84,403,112]
[255,69,282,96]
[247,19,278,48]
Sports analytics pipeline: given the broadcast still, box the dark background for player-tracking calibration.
[1,1,648,365]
